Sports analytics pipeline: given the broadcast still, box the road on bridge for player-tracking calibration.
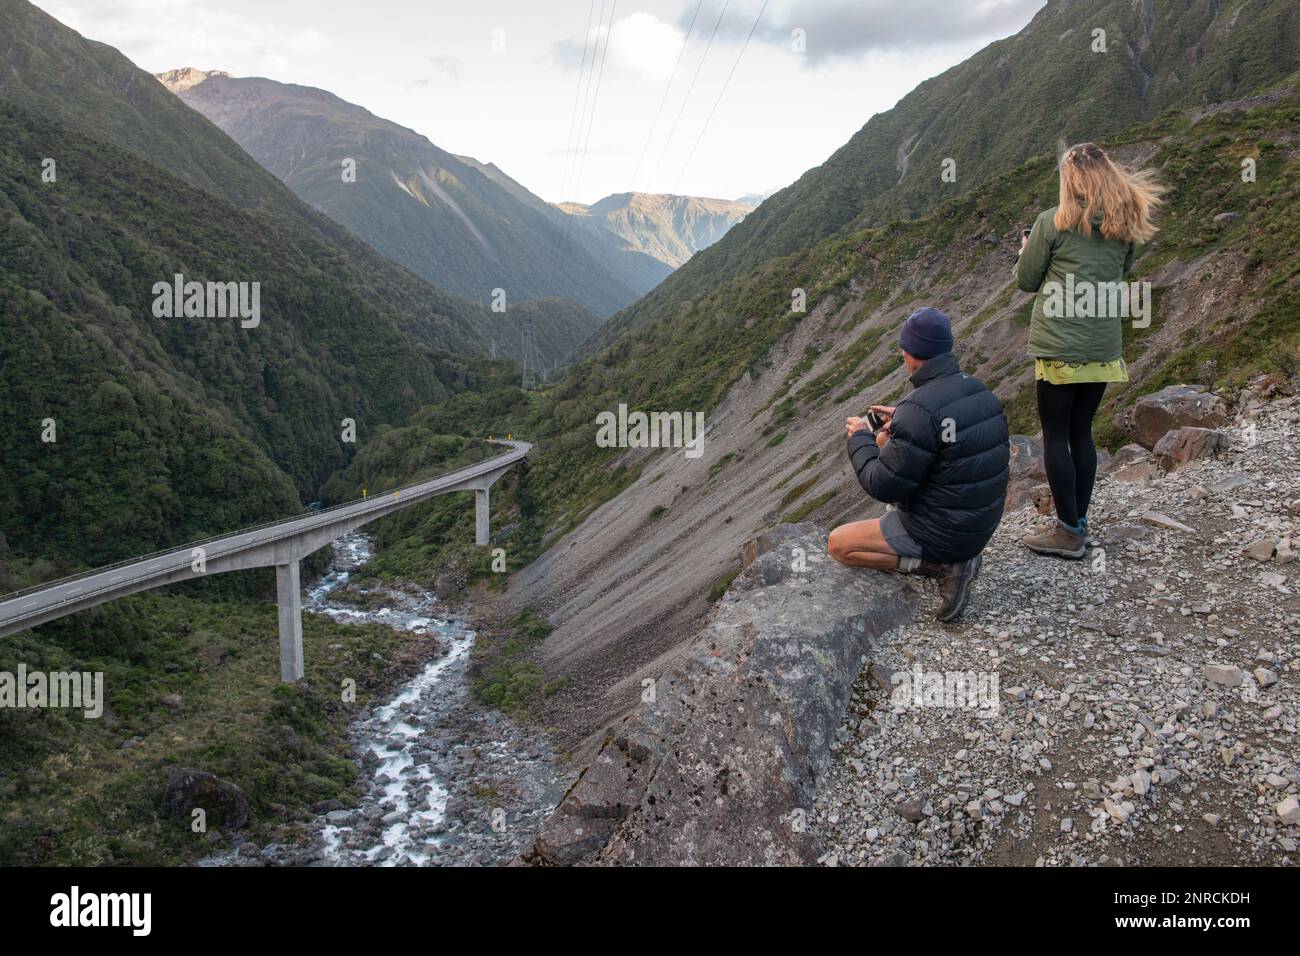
[0,439,531,679]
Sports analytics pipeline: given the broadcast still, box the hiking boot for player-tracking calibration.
[1023,520,1088,559]
[936,555,982,623]
[907,559,948,579]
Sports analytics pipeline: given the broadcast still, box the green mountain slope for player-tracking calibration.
[159,70,669,317]
[594,0,1300,350]
[0,0,596,367]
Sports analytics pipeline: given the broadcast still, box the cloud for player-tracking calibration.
[680,0,1047,64]
[428,55,461,79]
[286,28,330,55]
[551,12,684,79]
[409,55,461,89]
[34,0,313,77]
[609,12,685,79]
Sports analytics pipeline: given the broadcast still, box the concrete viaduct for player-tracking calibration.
[0,440,530,682]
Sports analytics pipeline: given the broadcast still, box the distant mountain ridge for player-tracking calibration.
[556,193,754,269]
[156,70,672,316]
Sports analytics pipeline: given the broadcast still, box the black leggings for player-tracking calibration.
[1036,380,1106,529]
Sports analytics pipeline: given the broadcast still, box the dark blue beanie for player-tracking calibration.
[899,307,954,359]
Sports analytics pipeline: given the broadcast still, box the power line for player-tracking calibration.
[651,0,730,188]
[555,0,618,265]
[629,0,705,192]
[572,0,618,202]
[547,0,600,283]
[561,0,599,189]
[672,0,769,194]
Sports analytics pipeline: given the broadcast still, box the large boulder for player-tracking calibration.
[1005,436,1047,511]
[160,768,250,830]
[1126,384,1228,449]
[1153,426,1231,472]
[527,525,914,866]
[1008,435,1047,483]
[738,522,820,570]
[1106,443,1157,483]
[1004,436,1111,510]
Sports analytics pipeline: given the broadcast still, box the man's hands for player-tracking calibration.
[847,405,896,447]
[1019,233,1030,255]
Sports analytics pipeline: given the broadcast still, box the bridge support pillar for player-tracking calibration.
[475,488,490,546]
[276,561,304,682]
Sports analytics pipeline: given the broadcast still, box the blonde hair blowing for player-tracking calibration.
[1053,142,1165,244]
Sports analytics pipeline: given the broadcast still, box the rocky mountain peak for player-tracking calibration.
[155,66,232,94]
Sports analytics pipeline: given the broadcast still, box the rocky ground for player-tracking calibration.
[812,390,1300,866]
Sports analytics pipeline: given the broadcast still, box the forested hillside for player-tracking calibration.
[0,0,595,368]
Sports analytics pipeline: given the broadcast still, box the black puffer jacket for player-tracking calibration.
[848,352,1010,562]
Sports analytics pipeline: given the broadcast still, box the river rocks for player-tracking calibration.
[528,524,914,866]
[161,768,249,830]
[1127,384,1229,449]
[204,533,562,869]
[433,572,468,601]
[1153,426,1231,472]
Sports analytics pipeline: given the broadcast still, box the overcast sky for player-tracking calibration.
[35,0,1046,203]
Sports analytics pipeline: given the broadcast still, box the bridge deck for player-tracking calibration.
[0,440,530,666]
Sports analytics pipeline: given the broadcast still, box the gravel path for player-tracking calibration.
[813,391,1300,866]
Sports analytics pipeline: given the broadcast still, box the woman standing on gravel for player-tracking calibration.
[1016,142,1163,558]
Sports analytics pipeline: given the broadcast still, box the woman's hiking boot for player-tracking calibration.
[1023,520,1088,559]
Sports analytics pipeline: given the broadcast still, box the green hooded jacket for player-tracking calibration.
[1016,206,1138,362]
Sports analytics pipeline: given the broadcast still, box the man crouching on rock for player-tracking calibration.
[829,307,1010,622]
